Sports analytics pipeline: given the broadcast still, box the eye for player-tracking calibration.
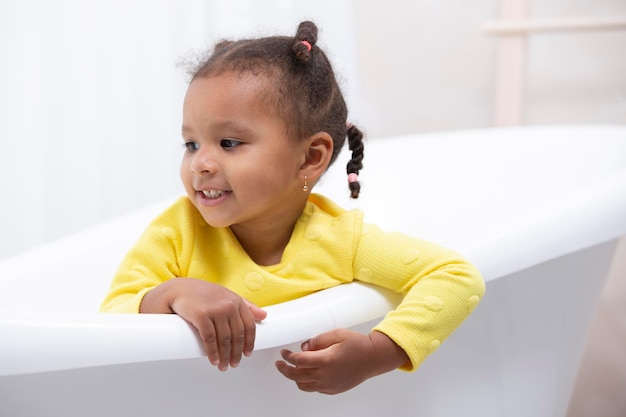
[183,141,199,152]
[220,138,241,149]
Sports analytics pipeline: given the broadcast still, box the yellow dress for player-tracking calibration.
[100,194,485,371]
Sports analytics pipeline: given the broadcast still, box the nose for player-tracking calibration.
[189,148,218,175]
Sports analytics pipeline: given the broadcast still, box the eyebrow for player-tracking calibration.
[182,120,253,136]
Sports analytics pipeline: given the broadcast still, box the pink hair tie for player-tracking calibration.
[301,40,312,52]
[348,173,359,183]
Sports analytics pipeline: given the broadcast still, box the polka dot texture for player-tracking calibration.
[100,194,485,376]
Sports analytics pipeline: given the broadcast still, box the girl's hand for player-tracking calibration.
[275,329,409,394]
[140,278,267,371]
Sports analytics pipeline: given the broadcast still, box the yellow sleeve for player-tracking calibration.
[99,198,192,313]
[353,224,485,371]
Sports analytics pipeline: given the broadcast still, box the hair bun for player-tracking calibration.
[292,21,318,62]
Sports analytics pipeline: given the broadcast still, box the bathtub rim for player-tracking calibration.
[0,281,402,377]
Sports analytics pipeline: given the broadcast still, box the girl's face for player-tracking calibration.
[180,72,308,233]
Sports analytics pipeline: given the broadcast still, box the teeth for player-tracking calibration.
[201,190,226,199]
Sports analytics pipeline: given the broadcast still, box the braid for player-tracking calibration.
[346,124,364,199]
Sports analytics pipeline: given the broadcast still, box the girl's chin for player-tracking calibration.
[197,212,233,229]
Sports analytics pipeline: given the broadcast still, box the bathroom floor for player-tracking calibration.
[567,237,626,417]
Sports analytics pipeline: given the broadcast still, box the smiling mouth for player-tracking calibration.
[200,189,230,199]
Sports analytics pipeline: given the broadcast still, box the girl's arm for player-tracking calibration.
[100,198,266,370]
[99,201,187,314]
[141,277,266,370]
[276,329,407,394]
[276,224,485,393]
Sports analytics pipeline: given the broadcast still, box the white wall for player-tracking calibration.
[353,0,626,136]
[2,0,624,259]
[526,0,626,126]
[0,0,360,259]
[354,0,498,135]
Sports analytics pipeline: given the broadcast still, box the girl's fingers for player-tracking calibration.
[202,302,259,370]
[211,316,233,371]
[228,313,246,368]
[241,303,258,357]
[196,318,220,367]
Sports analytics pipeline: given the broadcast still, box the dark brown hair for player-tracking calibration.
[190,21,364,198]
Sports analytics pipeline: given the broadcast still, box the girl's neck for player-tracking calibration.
[229,213,301,267]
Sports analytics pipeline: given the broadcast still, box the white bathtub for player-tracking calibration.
[1,125,625,417]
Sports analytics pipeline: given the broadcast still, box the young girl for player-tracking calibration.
[100,21,485,395]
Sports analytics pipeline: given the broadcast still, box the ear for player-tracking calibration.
[300,132,333,183]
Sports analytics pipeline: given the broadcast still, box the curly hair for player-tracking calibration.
[189,21,364,198]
